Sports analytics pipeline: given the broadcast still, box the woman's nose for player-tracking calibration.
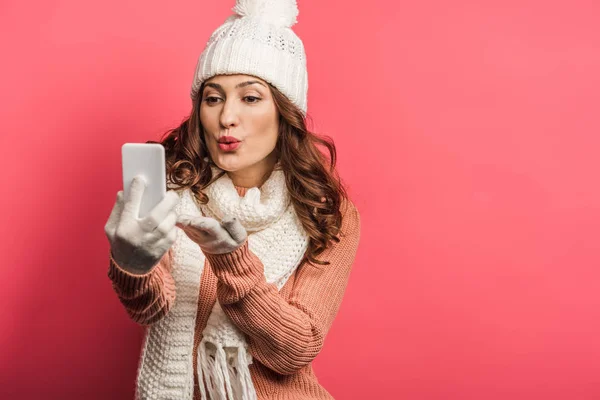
[220,101,239,128]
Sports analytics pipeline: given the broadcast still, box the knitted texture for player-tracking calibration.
[133,189,204,400]
[108,185,361,399]
[196,167,309,399]
[124,167,308,399]
[203,166,291,232]
[190,0,308,114]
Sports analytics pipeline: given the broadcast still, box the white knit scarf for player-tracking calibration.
[134,166,309,400]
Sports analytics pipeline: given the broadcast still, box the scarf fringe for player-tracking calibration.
[198,341,257,400]
[236,345,256,400]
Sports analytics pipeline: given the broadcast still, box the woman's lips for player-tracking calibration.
[216,135,241,152]
[218,141,241,151]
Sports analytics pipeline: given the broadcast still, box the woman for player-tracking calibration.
[104,0,361,399]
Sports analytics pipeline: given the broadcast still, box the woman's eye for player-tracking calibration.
[204,97,221,105]
[244,96,261,103]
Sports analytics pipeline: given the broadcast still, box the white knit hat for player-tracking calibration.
[190,0,308,114]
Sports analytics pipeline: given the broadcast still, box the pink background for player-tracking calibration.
[1,0,599,398]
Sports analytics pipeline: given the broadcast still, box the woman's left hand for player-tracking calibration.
[176,214,247,255]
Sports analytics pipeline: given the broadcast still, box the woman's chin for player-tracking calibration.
[213,156,246,172]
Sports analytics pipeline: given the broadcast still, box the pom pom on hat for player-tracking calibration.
[232,0,299,28]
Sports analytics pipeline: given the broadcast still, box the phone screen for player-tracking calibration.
[121,143,167,218]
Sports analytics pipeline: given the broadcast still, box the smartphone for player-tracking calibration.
[122,143,167,219]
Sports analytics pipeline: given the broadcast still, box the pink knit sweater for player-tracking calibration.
[108,186,361,399]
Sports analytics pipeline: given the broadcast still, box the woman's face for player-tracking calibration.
[200,74,279,174]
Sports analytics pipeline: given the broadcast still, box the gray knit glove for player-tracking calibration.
[175,214,247,255]
[104,175,180,274]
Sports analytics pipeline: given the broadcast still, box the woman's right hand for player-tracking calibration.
[104,175,180,274]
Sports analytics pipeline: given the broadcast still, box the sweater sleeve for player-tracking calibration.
[107,247,177,326]
[203,199,361,375]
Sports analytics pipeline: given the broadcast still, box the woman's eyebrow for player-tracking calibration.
[235,80,266,88]
[203,82,223,93]
[204,80,266,92]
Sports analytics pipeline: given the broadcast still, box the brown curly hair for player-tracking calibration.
[147,79,348,266]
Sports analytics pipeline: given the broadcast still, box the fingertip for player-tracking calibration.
[133,175,147,187]
[221,215,235,225]
[194,217,207,227]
